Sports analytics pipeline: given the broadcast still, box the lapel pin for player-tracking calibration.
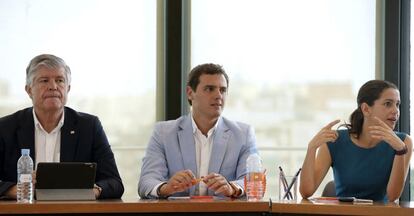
[70,131,75,134]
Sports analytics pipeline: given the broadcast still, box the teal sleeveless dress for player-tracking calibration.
[327,129,406,201]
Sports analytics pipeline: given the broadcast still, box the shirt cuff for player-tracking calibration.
[150,182,166,198]
[229,181,244,197]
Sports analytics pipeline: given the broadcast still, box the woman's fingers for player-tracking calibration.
[323,119,341,130]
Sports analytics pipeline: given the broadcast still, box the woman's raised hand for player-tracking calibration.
[308,119,340,150]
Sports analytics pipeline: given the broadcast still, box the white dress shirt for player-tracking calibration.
[191,115,219,195]
[33,109,64,168]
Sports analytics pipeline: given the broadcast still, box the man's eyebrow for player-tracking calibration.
[204,85,217,88]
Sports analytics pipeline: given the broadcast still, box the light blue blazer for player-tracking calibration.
[138,114,257,198]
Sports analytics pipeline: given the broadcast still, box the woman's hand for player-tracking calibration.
[308,120,340,150]
[369,117,406,151]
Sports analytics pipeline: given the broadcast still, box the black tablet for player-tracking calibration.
[36,162,96,189]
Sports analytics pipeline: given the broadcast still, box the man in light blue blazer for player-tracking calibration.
[138,63,258,199]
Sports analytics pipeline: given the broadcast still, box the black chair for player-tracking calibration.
[321,180,336,197]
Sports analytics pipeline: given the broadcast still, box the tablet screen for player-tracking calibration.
[36,162,96,189]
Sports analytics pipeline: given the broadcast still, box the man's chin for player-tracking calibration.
[39,104,64,112]
[208,111,222,119]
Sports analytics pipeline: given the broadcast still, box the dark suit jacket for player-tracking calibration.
[0,107,124,199]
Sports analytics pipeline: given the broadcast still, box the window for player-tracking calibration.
[192,0,376,198]
[0,0,156,199]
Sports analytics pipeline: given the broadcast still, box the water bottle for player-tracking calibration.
[17,149,33,203]
[244,153,266,201]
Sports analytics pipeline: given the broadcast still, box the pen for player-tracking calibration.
[279,166,292,199]
[314,197,338,201]
[283,168,301,199]
[191,178,203,185]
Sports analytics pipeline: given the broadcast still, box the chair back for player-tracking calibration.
[321,180,336,197]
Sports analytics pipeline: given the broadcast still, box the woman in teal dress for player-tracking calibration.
[300,80,412,202]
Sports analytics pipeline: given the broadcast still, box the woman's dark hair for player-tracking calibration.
[344,80,398,138]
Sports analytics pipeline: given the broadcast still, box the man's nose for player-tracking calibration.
[214,89,223,99]
[48,81,58,90]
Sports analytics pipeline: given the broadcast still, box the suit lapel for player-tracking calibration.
[16,108,36,162]
[60,108,79,162]
[208,118,230,174]
[178,116,197,195]
[178,116,197,173]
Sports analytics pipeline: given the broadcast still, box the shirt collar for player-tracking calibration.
[190,112,220,137]
[32,108,65,133]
